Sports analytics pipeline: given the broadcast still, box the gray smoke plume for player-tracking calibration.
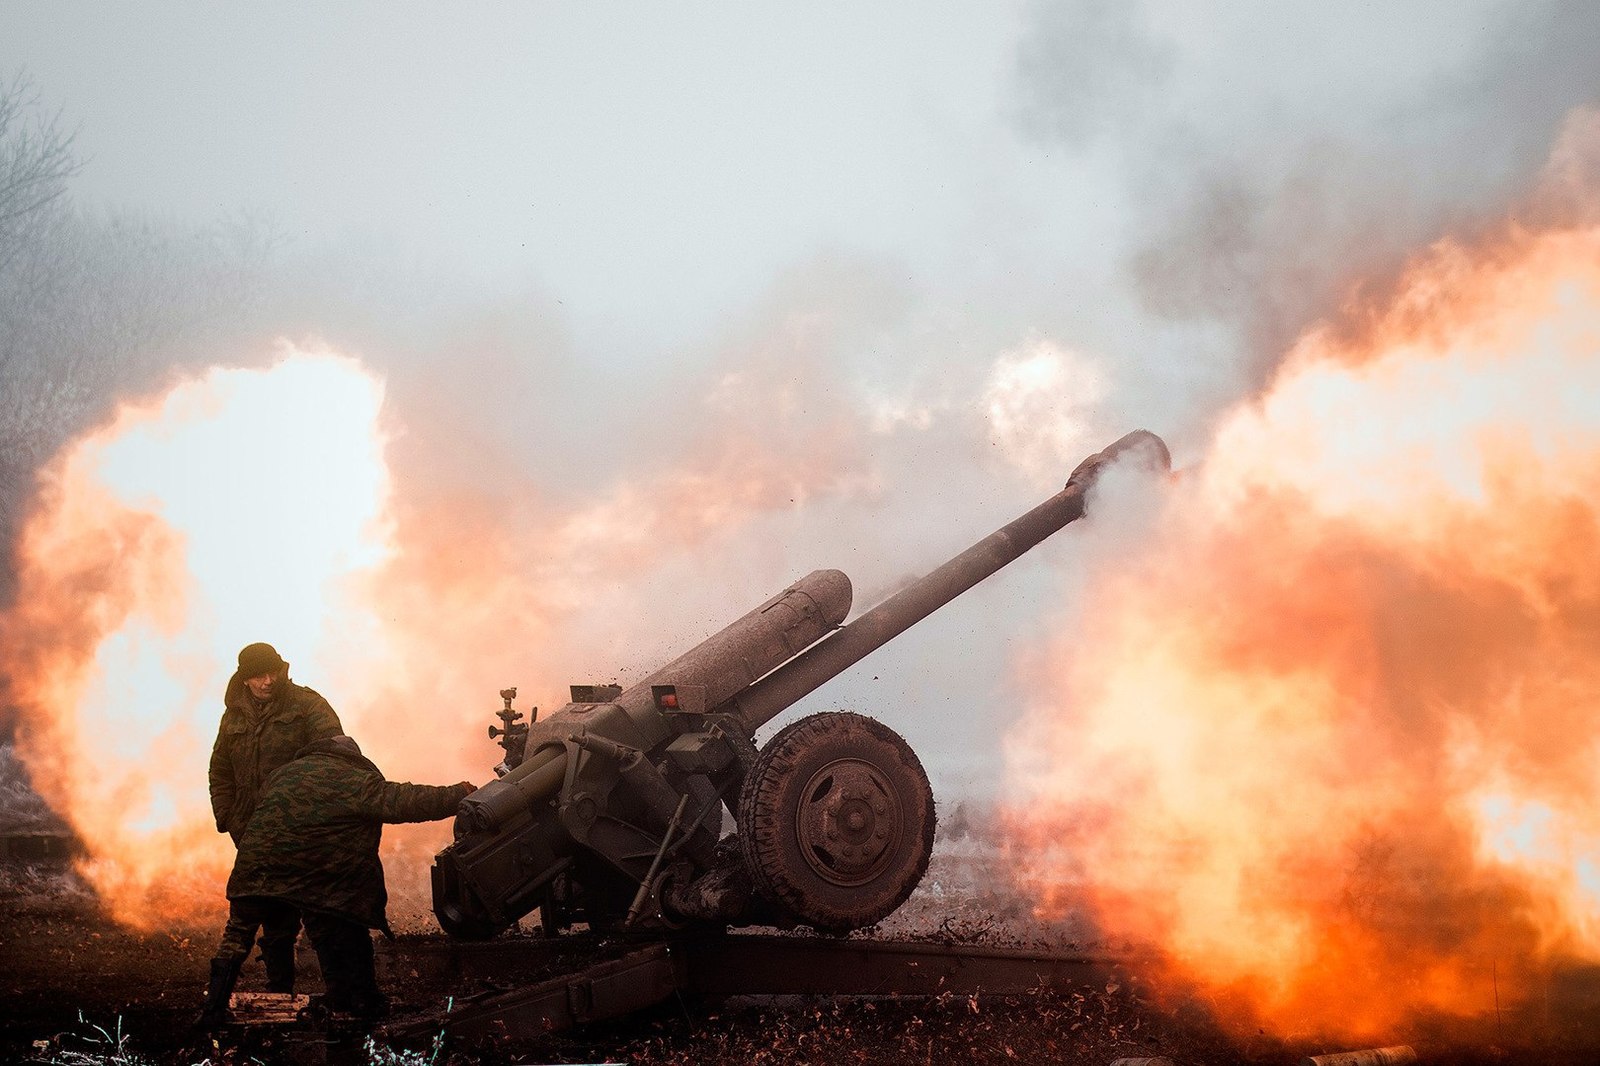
[1016,0,1600,391]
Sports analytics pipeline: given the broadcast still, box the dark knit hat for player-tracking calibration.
[237,642,287,678]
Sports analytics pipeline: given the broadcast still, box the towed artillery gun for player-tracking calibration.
[432,430,1170,940]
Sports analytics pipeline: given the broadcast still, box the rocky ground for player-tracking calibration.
[3,843,1600,1064]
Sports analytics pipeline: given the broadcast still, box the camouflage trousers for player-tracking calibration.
[302,911,385,1018]
[215,896,301,992]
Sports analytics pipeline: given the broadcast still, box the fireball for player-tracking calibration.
[1005,223,1600,1038]
[0,346,391,927]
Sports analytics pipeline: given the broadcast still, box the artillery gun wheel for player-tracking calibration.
[738,711,935,932]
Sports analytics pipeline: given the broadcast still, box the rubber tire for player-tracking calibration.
[738,711,935,933]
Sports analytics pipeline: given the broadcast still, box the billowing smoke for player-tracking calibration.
[1017,0,1600,393]
[1,1,1597,980]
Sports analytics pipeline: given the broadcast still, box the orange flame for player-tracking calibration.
[1004,222,1600,1039]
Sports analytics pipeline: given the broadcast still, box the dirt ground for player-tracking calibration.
[4,849,1600,1065]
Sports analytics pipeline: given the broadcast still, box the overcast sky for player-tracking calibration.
[8,4,1035,346]
[5,0,1594,793]
[9,3,1567,375]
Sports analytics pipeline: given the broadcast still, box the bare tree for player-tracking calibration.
[0,75,79,576]
[0,73,80,273]
[0,75,287,614]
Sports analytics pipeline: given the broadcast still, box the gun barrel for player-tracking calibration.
[722,429,1169,733]
[456,567,854,832]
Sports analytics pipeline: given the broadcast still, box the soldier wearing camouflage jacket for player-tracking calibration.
[209,735,474,1020]
[228,736,470,929]
[208,643,344,842]
[203,642,342,1005]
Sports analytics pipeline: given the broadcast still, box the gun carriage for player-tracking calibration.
[432,430,1170,940]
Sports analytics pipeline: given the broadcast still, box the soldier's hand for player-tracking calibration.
[457,781,478,795]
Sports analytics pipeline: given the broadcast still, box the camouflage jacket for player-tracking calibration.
[226,738,470,929]
[208,678,344,841]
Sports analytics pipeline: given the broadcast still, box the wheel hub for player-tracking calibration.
[795,758,901,886]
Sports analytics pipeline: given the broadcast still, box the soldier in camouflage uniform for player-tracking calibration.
[200,734,475,1025]
[206,642,343,998]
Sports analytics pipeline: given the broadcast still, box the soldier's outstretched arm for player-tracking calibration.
[363,779,474,824]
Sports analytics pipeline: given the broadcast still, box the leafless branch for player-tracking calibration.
[0,72,83,270]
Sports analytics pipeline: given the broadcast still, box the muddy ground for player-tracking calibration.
[3,848,1599,1065]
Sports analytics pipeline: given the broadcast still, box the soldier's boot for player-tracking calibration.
[344,928,386,1019]
[347,981,389,1021]
[261,939,296,994]
[197,957,243,1030]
